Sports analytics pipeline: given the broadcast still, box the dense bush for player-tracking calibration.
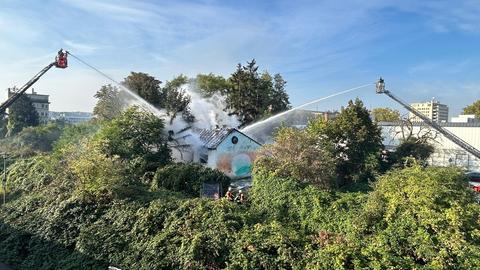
[0,123,64,157]
[152,163,230,197]
[1,99,479,269]
[94,107,171,177]
[356,165,480,269]
[255,127,337,189]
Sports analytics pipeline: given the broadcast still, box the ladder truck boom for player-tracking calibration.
[0,49,68,115]
[375,78,480,159]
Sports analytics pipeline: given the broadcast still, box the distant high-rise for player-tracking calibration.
[409,99,448,123]
[7,88,50,124]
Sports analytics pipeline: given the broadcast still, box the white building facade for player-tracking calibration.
[8,88,50,124]
[380,122,480,171]
[171,128,262,179]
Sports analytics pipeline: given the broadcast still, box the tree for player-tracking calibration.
[93,85,124,121]
[463,100,480,118]
[307,99,383,184]
[163,75,194,124]
[270,73,291,113]
[196,73,230,96]
[371,107,400,122]
[227,60,260,126]
[392,138,434,167]
[69,142,127,199]
[6,94,39,137]
[226,60,290,126]
[94,107,171,176]
[255,127,336,189]
[122,72,164,107]
[382,117,437,169]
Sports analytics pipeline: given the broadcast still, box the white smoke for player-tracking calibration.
[119,79,240,153]
[182,82,240,129]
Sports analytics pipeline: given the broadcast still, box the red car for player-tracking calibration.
[467,172,480,192]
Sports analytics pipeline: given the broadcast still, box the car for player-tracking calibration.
[467,171,480,184]
[466,172,480,194]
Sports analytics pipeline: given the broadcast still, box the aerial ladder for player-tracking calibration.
[0,49,68,115]
[375,77,480,159]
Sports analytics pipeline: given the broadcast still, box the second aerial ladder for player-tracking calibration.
[376,78,480,159]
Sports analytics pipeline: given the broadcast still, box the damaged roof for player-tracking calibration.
[190,127,262,149]
[193,128,234,149]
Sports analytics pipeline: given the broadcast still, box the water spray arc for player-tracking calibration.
[67,51,165,117]
[241,83,373,134]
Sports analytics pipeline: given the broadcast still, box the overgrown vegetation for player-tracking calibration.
[0,94,478,270]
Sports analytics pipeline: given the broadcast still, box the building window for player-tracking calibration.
[199,153,208,164]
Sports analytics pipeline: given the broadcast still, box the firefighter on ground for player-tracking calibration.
[225,187,234,201]
[236,189,245,204]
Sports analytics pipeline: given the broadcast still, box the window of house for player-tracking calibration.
[199,153,208,164]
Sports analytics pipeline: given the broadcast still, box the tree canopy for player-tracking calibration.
[162,75,194,124]
[226,59,290,126]
[93,84,124,121]
[94,107,171,176]
[6,94,39,137]
[308,99,383,183]
[463,100,480,118]
[255,127,336,189]
[371,107,401,122]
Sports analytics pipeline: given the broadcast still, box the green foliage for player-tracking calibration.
[227,221,305,270]
[463,100,480,118]
[68,142,127,199]
[163,75,194,124]
[5,155,55,193]
[122,72,164,107]
[255,127,336,188]
[356,165,480,269]
[149,199,245,269]
[0,114,7,138]
[0,123,64,157]
[152,163,230,197]
[307,99,383,184]
[391,138,435,167]
[94,107,171,176]
[371,107,401,122]
[93,84,125,121]
[196,73,230,96]
[52,121,100,153]
[226,60,290,126]
[6,94,39,137]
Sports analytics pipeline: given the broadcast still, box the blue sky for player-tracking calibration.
[1,0,479,117]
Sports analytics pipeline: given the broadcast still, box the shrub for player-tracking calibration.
[152,163,230,197]
[357,165,480,269]
[255,127,337,189]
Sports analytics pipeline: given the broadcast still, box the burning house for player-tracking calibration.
[170,127,262,179]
